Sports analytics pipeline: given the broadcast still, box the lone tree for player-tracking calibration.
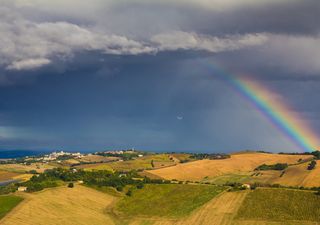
[68,183,74,188]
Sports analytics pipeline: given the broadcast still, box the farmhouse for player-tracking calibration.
[242,184,251,189]
[18,186,27,192]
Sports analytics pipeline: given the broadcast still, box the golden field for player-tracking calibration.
[147,153,312,181]
[0,163,55,173]
[0,185,116,225]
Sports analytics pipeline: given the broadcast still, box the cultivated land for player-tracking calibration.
[116,184,226,218]
[234,188,320,224]
[0,171,19,181]
[0,195,23,220]
[77,154,176,171]
[148,153,312,181]
[0,185,116,225]
[0,163,55,173]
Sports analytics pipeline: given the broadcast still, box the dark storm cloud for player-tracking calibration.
[0,0,320,151]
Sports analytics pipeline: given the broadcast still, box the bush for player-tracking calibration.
[307,160,317,170]
[255,163,288,171]
[116,186,123,192]
[126,189,132,196]
[68,183,74,188]
[136,183,144,189]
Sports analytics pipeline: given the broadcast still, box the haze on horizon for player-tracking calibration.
[0,0,319,152]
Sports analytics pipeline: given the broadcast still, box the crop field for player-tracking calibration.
[78,154,176,171]
[0,163,55,173]
[79,155,120,163]
[0,185,116,225]
[0,171,20,182]
[0,195,23,220]
[148,153,312,181]
[116,184,226,218]
[127,191,247,225]
[235,188,320,223]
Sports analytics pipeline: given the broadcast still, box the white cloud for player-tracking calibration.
[151,31,268,52]
[6,58,51,70]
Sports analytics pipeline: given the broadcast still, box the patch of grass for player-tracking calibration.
[85,184,122,197]
[0,195,23,219]
[115,184,226,218]
[204,173,253,185]
[236,188,320,221]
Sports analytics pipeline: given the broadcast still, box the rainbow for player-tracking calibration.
[202,62,318,152]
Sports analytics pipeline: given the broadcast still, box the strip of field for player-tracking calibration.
[77,154,176,171]
[0,185,116,225]
[0,171,20,181]
[115,184,226,218]
[148,153,311,181]
[0,195,23,220]
[0,163,54,173]
[235,188,320,223]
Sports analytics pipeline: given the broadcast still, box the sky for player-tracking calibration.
[0,0,319,152]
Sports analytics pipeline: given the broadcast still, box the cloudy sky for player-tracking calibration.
[0,0,319,152]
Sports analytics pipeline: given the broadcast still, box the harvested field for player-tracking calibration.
[148,153,312,181]
[0,171,19,181]
[0,185,116,225]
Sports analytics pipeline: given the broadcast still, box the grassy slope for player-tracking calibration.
[236,188,320,222]
[0,195,23,220]
[116,184,226,218]
[148,153,311,181]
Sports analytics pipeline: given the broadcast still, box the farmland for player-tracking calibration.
[115,184,226,218]
[235,188,320,222]
[0,195,23,219]
[0,163,55,173]
[148,153,312,181]
[77,154,176,171]
[0,185,116,225]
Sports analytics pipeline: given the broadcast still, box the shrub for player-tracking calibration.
[126,190,132,196]
[68,183,74,188]
[307,160,317,170]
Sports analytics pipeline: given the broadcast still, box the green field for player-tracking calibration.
[236,188,320,222]
[115,184,226,218]
[0,195,23,219]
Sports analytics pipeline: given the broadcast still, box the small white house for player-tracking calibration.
[18,186,27,192]
[242,184,251,189]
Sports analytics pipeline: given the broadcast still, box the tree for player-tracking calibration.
[307,160,317,170]
[68,183,74,188]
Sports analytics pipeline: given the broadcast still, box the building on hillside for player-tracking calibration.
[18,186,27,192]
[242,184,251,189]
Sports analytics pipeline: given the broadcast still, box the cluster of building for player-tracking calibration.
[42,151,83,161]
